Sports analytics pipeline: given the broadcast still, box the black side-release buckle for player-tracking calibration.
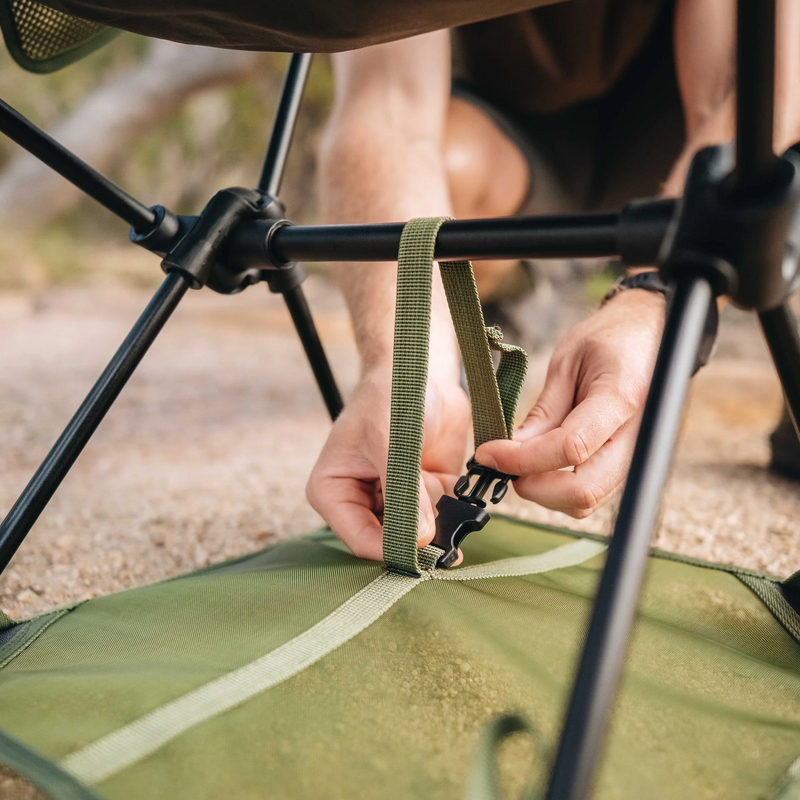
[431,457,514,568]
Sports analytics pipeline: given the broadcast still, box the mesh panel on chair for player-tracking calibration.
[0,0,118,73]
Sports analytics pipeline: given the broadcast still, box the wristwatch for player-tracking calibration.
[602,271,672,306]
[602,270,718,373]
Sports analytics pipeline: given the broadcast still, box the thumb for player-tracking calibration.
[475,363,576,471]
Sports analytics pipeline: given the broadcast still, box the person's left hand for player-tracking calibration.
[475,288,666,518]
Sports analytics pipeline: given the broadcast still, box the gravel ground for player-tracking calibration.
[0,273,798,620]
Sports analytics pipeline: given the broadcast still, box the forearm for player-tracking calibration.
[664,0,800,201]
[319,39,460,384]
[320,119,458,380]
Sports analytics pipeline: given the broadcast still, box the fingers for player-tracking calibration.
[306,377,471,562]
[514,359,578,442]
[476,383,638,477]
[308,469,453,561]
[473,356,578,474]
[512,419,640,517]
[307,474,385,561]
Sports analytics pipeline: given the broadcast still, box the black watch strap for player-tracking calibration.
[602,271,718,373]
[602,271,672,306]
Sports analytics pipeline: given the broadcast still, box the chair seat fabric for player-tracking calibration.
[37,0,556,53]
[0,516,798,800]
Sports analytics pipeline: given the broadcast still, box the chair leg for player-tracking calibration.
[258,53,313,198]
[759,302,800,437]
[0,98,156,230]
[0,272,191,574]
[282,285,343,420]
[545,276,715,800]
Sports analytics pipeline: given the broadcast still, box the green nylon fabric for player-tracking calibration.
[766,756,800,800]
[383,217,528,576]
[0,517,799,800]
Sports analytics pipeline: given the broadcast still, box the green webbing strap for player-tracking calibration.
[382,218,440,577]
[383,217,528,576]
[57,538,603,785]
[439,263,528,444]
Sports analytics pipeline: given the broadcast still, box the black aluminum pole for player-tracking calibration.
[735,0,779,189]
[545,276,715,800]
[283,285,343,420]
[759,302,800,435]
[0,99,156,230]
[261,211,629,264]
[256,52,342,420]
[0,272,190,574]
[258,53,313,197]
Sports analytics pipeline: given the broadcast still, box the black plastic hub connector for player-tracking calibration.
[659,143,800,310]
[160,188,264,291]
[431,457,514,568]
[154,188,307,295]
[618,198,677,268]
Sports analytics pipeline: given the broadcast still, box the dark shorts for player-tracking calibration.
[451,5,685,215]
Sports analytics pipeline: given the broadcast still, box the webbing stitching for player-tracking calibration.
[58,539,600,785]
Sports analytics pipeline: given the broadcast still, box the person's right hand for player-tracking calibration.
[306,369,471,561]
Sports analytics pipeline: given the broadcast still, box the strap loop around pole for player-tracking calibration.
[382,218,528,576]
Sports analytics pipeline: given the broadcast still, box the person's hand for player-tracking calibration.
[307,368,471,560]
[476,288,666,518]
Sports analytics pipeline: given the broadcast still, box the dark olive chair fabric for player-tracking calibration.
[0,517,798,800]
[35,0,557,53]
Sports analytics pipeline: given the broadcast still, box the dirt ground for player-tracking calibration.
[0,271,798,620]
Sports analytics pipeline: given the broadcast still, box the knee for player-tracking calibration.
[444,97,530,218]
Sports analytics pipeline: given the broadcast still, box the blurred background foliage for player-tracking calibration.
[0,34,333,288]
[0,36,616,303]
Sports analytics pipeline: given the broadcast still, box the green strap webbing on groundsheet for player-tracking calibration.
[439,263,528,443]
[57,538,606,786]
[382,217,528,576]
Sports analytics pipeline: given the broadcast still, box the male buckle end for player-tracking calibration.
[431,495,490,568]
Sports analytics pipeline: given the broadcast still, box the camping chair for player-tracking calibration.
[0,1,798,798]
